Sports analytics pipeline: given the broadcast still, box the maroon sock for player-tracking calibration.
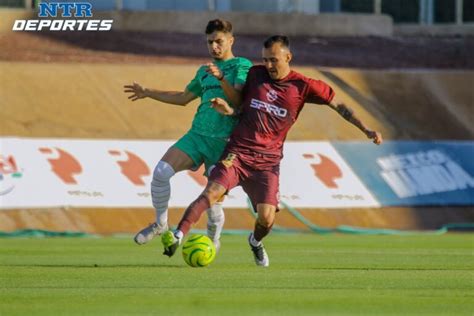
[177,195,210,235]
[253,221,273,242]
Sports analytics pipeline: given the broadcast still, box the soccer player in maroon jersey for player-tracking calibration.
[161,35,383,266]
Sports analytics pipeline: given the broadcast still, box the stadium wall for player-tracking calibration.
[98,11,393,36]
[395,23,474,36]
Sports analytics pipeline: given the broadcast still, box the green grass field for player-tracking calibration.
[0,233,473,315]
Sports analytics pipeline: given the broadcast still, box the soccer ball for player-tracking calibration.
[182,234,216,267]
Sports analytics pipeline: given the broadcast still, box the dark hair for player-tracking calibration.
[263,35,290,49]
[205,19,233,34]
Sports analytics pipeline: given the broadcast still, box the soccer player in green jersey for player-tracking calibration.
[124,19,252,252]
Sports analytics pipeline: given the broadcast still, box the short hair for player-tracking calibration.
[205,19,233,35]
[263,35,290,49]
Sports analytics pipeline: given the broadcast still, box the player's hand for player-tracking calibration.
[210,97,234,115]
[205,63,224,81]
[366,130,383,145]
[123,82,147,101]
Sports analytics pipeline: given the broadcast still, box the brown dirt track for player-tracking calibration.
[1,31,473,234]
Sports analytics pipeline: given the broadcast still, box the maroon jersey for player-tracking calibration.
[226,65,335,169]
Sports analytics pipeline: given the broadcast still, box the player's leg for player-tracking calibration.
[134,145,197,245]
[206,195,225,252]
[162,155,241,257]
[244,169,279,267]
[201,136,229,251]
[162,180,227,257]
[204,164,225,252]
[248,203,275,267]
[253,204,277,241]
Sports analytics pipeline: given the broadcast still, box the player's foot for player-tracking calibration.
[134,222,167,245]
[248,233,269,267]
[161,230,181,257]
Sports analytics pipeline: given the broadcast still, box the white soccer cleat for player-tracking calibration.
[248,234,269,267]
[134,222,167,245]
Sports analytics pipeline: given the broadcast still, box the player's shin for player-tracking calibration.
[134,161,175,245]
[151,161,175,227]
[177,194,211,236]
[206,202,225,251]
[253,220,274,242]
[253,205,276,242]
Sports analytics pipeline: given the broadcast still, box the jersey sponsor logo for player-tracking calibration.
[250,98,288,118]
[221,65,235,72]
[0,155,23,196]
[266,89,278,102]
[377,150,474,198]
[221,153,236,168]
[303,153,342,188]
[12,2,113,32]
[109,150,150,186]
[202,84,222,93]
[39,147,82,184]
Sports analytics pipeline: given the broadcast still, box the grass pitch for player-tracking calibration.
[0,233,472,315]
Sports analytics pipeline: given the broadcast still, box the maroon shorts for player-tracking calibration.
[209,152,280,212]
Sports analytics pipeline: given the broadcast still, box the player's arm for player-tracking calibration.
[326,97,383,145]
[205,63,243,108]
[123,82,198,106]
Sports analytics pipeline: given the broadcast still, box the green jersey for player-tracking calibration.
[186,57,252,138]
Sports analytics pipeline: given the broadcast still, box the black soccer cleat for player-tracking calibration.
[161,231,180,257]
[248,233,269,267]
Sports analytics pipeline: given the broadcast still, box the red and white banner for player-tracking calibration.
[0,138,379,209]
[279,142,379,207]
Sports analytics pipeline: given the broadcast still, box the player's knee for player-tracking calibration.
[202,184,225,205]
[257,216,274,230]
[256,204,276,228]
[152,161,175,184]
[202,190,222,205]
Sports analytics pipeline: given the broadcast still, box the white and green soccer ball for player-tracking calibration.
[182,234,216,267]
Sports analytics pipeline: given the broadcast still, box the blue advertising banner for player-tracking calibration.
[333,141,474,206]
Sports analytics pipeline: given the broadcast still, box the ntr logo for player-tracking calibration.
[39,147,82,184]
[109,150,150,186]
[303,153,342,188]
[38,2,92,17]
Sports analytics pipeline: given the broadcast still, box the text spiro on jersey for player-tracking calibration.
[250,98,288,118]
